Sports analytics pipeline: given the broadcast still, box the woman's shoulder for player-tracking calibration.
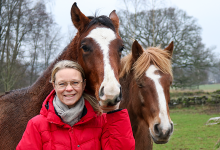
[31,114,47,123]
[27,115,49,131]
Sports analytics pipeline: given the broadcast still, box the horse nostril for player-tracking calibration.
[115,87,122,103]
[170,123,174,134]
[99,87,104,97]
[115,96,120,103]
[154,124,160,136]
[119,86,122,99]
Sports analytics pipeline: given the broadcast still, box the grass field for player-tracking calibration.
[153,106,220,150]
[171,83,220,92]
[198,83,220,91]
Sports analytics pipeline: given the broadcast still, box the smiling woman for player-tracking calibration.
[16,60,135,150]
[0,2,129,149]
[50,61,87,109]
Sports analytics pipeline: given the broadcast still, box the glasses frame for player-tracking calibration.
[54,80,83,89]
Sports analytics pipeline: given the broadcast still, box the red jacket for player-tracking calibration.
[16,90,135,150]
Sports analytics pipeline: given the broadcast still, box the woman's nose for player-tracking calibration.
[65,84,74,91]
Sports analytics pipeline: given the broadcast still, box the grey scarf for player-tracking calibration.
[53,95,85,127]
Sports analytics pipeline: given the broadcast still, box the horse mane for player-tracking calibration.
[120,53,133,78]
[0,87,30,98]
[86,15,116,32]
[120,47,173,80]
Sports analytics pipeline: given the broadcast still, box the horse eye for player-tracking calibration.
[81,45,90,52]
[119,46,124,52]
[138,83,143,88]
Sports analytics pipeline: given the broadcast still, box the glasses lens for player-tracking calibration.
[56,80,82,89]
[70,80,80,87]
[55,82,66,89]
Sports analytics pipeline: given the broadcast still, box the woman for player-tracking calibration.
[16,60,135,150]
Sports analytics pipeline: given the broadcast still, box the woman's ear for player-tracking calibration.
[83,79,86,90]
[52,82,56,89]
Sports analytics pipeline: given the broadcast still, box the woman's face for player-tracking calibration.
[52,68,86,108]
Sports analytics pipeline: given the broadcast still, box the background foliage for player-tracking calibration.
[0,0,219,93]
[117,0,219,88]
[0,0,62,92]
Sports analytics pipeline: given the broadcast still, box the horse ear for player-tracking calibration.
[132,40,144,61]
[164,41,174,57]
[71,2,90,32]
[109,10,119,33]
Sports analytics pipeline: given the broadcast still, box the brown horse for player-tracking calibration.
[120,40,174,150]
[0,3,123,149]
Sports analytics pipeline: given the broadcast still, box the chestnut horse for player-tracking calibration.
[0,3,123,149]
[120,40,174,150]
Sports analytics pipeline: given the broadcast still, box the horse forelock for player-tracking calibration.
[134,47,173,80]
[121,47,173,80]
[86,15,116,32]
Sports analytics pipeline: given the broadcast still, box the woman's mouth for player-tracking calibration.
[64,94,76,98]
[65,95,74,97]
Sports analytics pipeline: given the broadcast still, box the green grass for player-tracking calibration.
[198,84,220,91]
[153,106,220,150]
[171,83,220,92]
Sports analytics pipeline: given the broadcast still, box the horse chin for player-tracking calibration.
[151,136,169,144]
[99,95,121,105]
[149,129,170,144]
[99,100,120,112]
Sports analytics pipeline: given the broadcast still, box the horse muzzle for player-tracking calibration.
[150,122,174,144]
[99,85,122,107]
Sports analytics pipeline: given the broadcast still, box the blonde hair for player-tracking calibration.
[51,60,102,115]
[51,60,85,83]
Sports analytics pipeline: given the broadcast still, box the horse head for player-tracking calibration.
[120,40,174,144]
[70,3,123,110]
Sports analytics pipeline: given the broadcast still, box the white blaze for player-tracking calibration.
[146,65,170,131]
[86,27,120,101]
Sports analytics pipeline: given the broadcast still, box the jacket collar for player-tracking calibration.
[40,90,97,127]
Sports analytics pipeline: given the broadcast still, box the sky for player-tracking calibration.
[51,0,220,56]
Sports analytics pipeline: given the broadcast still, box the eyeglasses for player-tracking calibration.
[55,80,83,89]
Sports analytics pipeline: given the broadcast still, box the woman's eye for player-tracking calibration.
[59,83,66,86]
[73,81,79,85]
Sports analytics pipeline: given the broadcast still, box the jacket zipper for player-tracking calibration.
[71,127,74,134]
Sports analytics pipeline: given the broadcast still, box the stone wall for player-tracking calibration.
[169,90,220,108]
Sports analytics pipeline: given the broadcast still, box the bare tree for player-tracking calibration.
[27,1,53,84]
[117,0,148,54]
[0,0,33,91]
[117,0,167,53]
[0,0,62,91]
[118,7,216,88]
[26,1,63,85]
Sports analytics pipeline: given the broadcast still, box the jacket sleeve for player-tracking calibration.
[16,119,42,150]
[101,109,135,150]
